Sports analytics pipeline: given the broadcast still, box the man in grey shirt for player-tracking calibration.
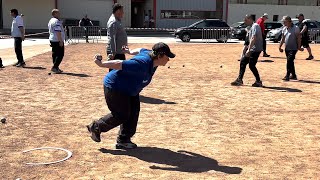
[107,3,127,71]
[279,16,303,81]
[232,14,263,87]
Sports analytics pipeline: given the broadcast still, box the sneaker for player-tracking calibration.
[231,79,243,86]
[116,141,138,149]
[51,67,61,74]
[282,76,290,81]
[16,62,26,67]
[306,56,314,60]
[86,121,101,142]
[263,53,270,57]
[252,81,263,87]
[289,75,297,80]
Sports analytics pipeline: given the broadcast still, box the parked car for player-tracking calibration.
[231,22,248,40]
[267,19,320,43]
[231,22,282,40]
[174,19,230,42]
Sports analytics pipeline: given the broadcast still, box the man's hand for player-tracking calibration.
[107,54,114,61]
[122,45,130,54]
[21,35,25,41]
[59,41,64,47]
[95,54,103,61]
[279,48,284,53]
[245,50,251,57]
[298,47,304,51]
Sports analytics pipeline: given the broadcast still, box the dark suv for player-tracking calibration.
[232,22,282,40]
[174,19,230,42]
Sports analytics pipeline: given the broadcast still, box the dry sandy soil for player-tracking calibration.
[0,43,319,179]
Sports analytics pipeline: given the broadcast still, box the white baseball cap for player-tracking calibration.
[263,13,269,19]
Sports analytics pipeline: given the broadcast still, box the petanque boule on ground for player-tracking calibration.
[1,117,6,123]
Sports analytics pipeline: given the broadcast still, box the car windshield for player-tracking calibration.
[231,22,244,28]
[189,21,202,27]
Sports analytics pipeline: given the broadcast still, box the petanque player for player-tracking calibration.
[11,9,26,67]
[87,42,175,149]
[79,15,94,43]
[231,15,263,87]
[48,9,65,73]
[106,3,127,71]
[256,13,270,57]
[279,16,304,81]
[296,13,314,60]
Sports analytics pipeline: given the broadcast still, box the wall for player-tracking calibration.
[228,4,320,25]
[156,0,217,28]
[57,0,113,27]
[3,0,55,29]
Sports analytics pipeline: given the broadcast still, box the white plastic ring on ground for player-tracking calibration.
[22,147,72,165]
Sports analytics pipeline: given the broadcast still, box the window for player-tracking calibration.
[194,22,207,28]
[307,22,318,29]
[160,10,223,19]
[273,15,279,22]
[278,0,288,5]
[236,0,247,3]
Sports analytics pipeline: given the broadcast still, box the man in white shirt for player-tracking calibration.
[48,9,65,73]
[11,9,25,67]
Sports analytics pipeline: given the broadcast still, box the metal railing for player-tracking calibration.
[67,26,101,44]
[308,28,320,44]
[202,28,231,43]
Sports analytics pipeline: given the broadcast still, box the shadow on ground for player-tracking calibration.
[140,95,176,104]
[59,72,91,77]
[23,66,46,70]
[259,60,274,63]
[263,86,302,92]
[296,80,320,84]
[99,147,242,174]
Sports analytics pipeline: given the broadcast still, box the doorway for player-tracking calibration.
[131,1,145,28]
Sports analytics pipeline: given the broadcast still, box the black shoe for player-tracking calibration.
[252,81,263,87]
[51,67,61,74]
[86,121,101,142]
[282,76,290,81]
[231,79,243,86]
[263,53,270,57]
[306,56,314,60]
[289,75,297,80]
[0,58,4,68]
[57,68,63,73]
[16,62,26,67]
[116,140,138,149]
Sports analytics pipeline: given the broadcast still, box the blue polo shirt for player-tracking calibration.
[103,49,157,96]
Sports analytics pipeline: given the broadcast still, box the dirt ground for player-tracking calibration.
[0,43,319,180]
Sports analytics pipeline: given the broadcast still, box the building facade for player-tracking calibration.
[1,0,226,30]
[228,0,320,24]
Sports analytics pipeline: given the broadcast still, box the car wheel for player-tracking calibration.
[181,33,191,42]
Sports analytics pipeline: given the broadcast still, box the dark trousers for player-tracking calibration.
[96,86,140,143]
[238,51,261,82]
[262,34,267,54]
[285,50,297,77]
[50,42,65,69]
[14,37,24,63]
[84,27,89,42]
[109,54,126,72]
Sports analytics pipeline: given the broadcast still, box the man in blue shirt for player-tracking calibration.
[87,42,175,149]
